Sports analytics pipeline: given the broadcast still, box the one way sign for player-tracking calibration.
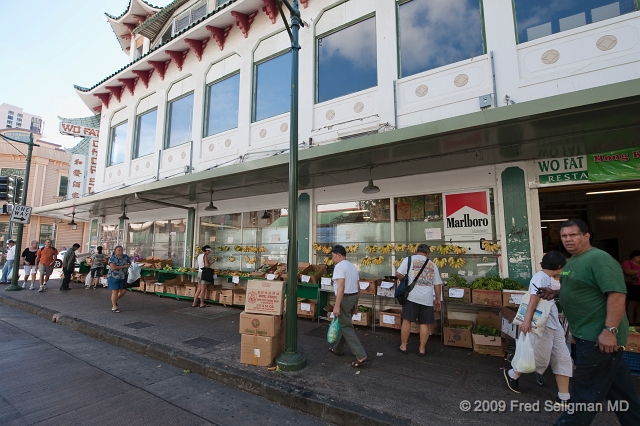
[10,205,32,224]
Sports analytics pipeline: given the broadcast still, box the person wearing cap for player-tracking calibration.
[60,243,81,291]
[193,245,212,308]
[328,244,368,368]
[1,239,16,284]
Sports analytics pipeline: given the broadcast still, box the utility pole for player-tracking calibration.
[1,133,37,291]
[275,0,305,371]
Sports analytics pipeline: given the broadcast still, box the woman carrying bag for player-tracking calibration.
[108,246,131,313]
[504,251,572,409]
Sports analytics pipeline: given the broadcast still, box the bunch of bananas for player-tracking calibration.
[313,244,333,254]
[219,246,230,252]
[361,256,384,266]
[482,240,500,253]
[394,257,405,268]
[379,244,393,254]
[407,244,419,253]
[324,256,334,266]
[345,244,360,253]
[244,256,257,264]
[432,257,447,268]
[436,244,453,255]
[452,245,467,255]
[365,245,379,253]
[395,244,407,252]
[429,246,437,252]
[259,246,266,252]
[228,255,236,262]
[234,245,243,252]
[261,257,269,263]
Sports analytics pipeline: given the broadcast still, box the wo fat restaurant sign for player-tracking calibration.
[536,156,588,185]
[59,123,100,138]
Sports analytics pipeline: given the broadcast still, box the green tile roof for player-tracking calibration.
[105,0,162,21]
[58,115,101,128]
[134,0,191,40]
[75,0,238,93]
[66,137,92,155]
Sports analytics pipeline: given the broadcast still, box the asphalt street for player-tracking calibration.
[0,304,331,426]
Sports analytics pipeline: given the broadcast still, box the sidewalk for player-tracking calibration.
[2,278,638,426]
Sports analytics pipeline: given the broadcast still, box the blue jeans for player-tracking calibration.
[555,337,640,425]
[1,259,14,282]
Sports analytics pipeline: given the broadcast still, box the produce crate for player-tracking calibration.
[622,352,640,377]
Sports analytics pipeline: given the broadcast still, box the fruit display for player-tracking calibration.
[448,324,472,330]
[407,243,419,253]
[228,255,236,262]
[365,245,378,253]
[357,305,371,313]
[393,257,405,268]
[234,245,243,252]
[378,244,393,254]
[345,244,359,253]
[162,264,174,271]
[502,278,526,290]
[244,256,257,264]
[324,256,334,266]
[394,244,407,252]
[313,244,333,254]
[482,240,500,253]
[361,256,384,266]
[217,246,230,252]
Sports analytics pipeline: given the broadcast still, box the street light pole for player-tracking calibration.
[275,0,305,371]
[3,133,36,291]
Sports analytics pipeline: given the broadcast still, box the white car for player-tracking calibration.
[54,251,66,268]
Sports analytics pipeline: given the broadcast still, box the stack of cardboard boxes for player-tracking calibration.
[239,280,286,367]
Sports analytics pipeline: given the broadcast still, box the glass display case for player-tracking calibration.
[125,219,187,266]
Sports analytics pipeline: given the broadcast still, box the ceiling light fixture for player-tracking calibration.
[362,166,380,194]
[261,210,271,219]
[68,212,77,230]
[204,190,218,211]
[586,188,640,195]
[540,219,568,222]
[118,205,129,221]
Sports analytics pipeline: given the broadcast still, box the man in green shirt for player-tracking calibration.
[539,219,640,425]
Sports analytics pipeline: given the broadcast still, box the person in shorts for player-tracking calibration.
[193,245,212,308]
[108,245,131,313]
[21,240,39,290]
[396,244,442,356]
[35,239,58,292]
[87,246,106,289]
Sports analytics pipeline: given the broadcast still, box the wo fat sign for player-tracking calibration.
[537,156,588,185]
[59,123,100,138]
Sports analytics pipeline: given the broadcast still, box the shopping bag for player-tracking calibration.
[511,332,536,374]
[201,267,215,283]
[127,263,141,283]
[511,291,553,337]
[327,318,341,344]
[85,274,92,287]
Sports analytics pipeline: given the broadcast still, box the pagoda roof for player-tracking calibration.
[134,0,191,42]
[66,137,92,156]
[105,0,162,53]
[58,115,101,129]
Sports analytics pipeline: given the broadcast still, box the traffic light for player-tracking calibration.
[0,176,8,201]
[14,177,23,204]
[7,176,15,203]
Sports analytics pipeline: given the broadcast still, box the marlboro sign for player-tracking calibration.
[443,190,493,241]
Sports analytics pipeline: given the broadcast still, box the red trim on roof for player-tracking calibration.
[184,38,210,62]
[148,60,168,80]
[301,0,309,8]
[94,93,111,109]
[261,0,279,24]
[206,25,232,51]
[118,78,137,96]
[231,10,258,38]
[166,49,189,71]
[105,85,124,103]
[132,69,154,88]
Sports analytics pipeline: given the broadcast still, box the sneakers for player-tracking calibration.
[43,284,47,290]
[38,286,44,292]
[29,285,34,290]
[85,286,90,290]
[554,396,571,411]
[21,283,26,289]
[534,371,546,386]
[503,369,520,393]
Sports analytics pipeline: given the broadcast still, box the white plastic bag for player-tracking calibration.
[512,291,553,337]
[511,332,536,374]
[85,274,92,287]
[127,262,141,283]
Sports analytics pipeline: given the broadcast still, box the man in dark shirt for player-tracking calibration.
[60,243,80,291]
[21,240,39,290]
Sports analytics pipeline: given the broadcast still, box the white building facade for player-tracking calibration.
[0,103,43,133]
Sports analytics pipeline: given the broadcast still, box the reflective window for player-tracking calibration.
[166,93,193,148]
[317,17,377,103]
[398,0,484,78]
[205,73,240,137]
[108,121,128,166]
[134,109,157,158]
[58,175,68,197]
[514,0,636,43]
[253,51,292,122]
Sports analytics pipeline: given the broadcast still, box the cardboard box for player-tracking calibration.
[501,317,518,339]
[296,298,316,318]
[219,289,236,305]
[233,288,246,305]
[472,289,503,307]
[244,280,285,315]
[358,278,381,295]
[206,285,223,302]
[239,312,283,337]
[305,264,327,284]
[184,285,197,298]
[164,285,177,295]
[502,290,527,308]
[500,306,518,324]
[352,310,372,326]
[162,277,181,286]
[376,278,397,298]
[240,333,285,367]
[443,320,474,348]
[625,333,640,353]
[250,260,279,278]
[175,285,186,296]
[443,286,472,304]
[281,262,311,282]
[379,308,403,329]
[472,310,504,356]
[410,319,441,335]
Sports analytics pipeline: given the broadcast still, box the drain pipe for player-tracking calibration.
[135,193,196,267]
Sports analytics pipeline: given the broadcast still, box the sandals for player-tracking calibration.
[111,308,120,313]
[329,347,344,357]
[398,347,409,355]
[418,351,426,357]
[191,304,198,308]
[199,304,208,308]
[351,358,369,368]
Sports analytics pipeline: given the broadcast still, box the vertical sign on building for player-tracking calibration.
[87,138,99,194]
[70,154,87,198]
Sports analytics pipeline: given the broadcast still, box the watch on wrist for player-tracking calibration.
[604,326,619,335]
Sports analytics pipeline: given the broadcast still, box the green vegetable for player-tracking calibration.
[446,273,471,288]
[448,324,472,330]
[357,305,370,313]
[502,278,526,290]
[474,325,501,337]
[471,276,503,290]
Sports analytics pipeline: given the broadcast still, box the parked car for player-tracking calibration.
[54,251,66,268]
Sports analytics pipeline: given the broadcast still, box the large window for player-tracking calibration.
[204,73,240,137]
[398,0,484,78]
[58,175,68,197]
[166,93,194,148]
[39,224,55,246]
[134,109,157,158]
[108,121,128,166]
[317,16,378,103]
[253,51,292,122]
[127,219,187,266]
[514,0,637,43]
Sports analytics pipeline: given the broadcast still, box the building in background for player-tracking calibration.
[0,103,44,133]
[0,127,86,260]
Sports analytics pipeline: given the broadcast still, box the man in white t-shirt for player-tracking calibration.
[1,239,16,283]
[328,245,368,367]
[396,244,442,356]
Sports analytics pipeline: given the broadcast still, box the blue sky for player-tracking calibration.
[0,0,172,148]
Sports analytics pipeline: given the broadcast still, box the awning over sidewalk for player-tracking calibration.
[36,78,640,221]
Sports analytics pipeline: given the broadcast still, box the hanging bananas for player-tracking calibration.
[452,245,467,255]
[365,245,379,253]
[229,255,236,262]
[393,257,405,268]
[407,244,419,253]
[378,244,393,254]
[345,244,360,253]
[324,256,334,266]
[395,244,407,252]
[482,240,501,253]
[361,256,384,266]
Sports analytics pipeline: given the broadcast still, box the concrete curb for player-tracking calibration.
[1,294,413,426]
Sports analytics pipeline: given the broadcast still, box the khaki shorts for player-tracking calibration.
[38,264,54,276]
[529,325,573,377]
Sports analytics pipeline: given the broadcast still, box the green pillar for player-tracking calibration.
[186,208,195,267]
[298,193,310,263]
[501,167,533,286]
